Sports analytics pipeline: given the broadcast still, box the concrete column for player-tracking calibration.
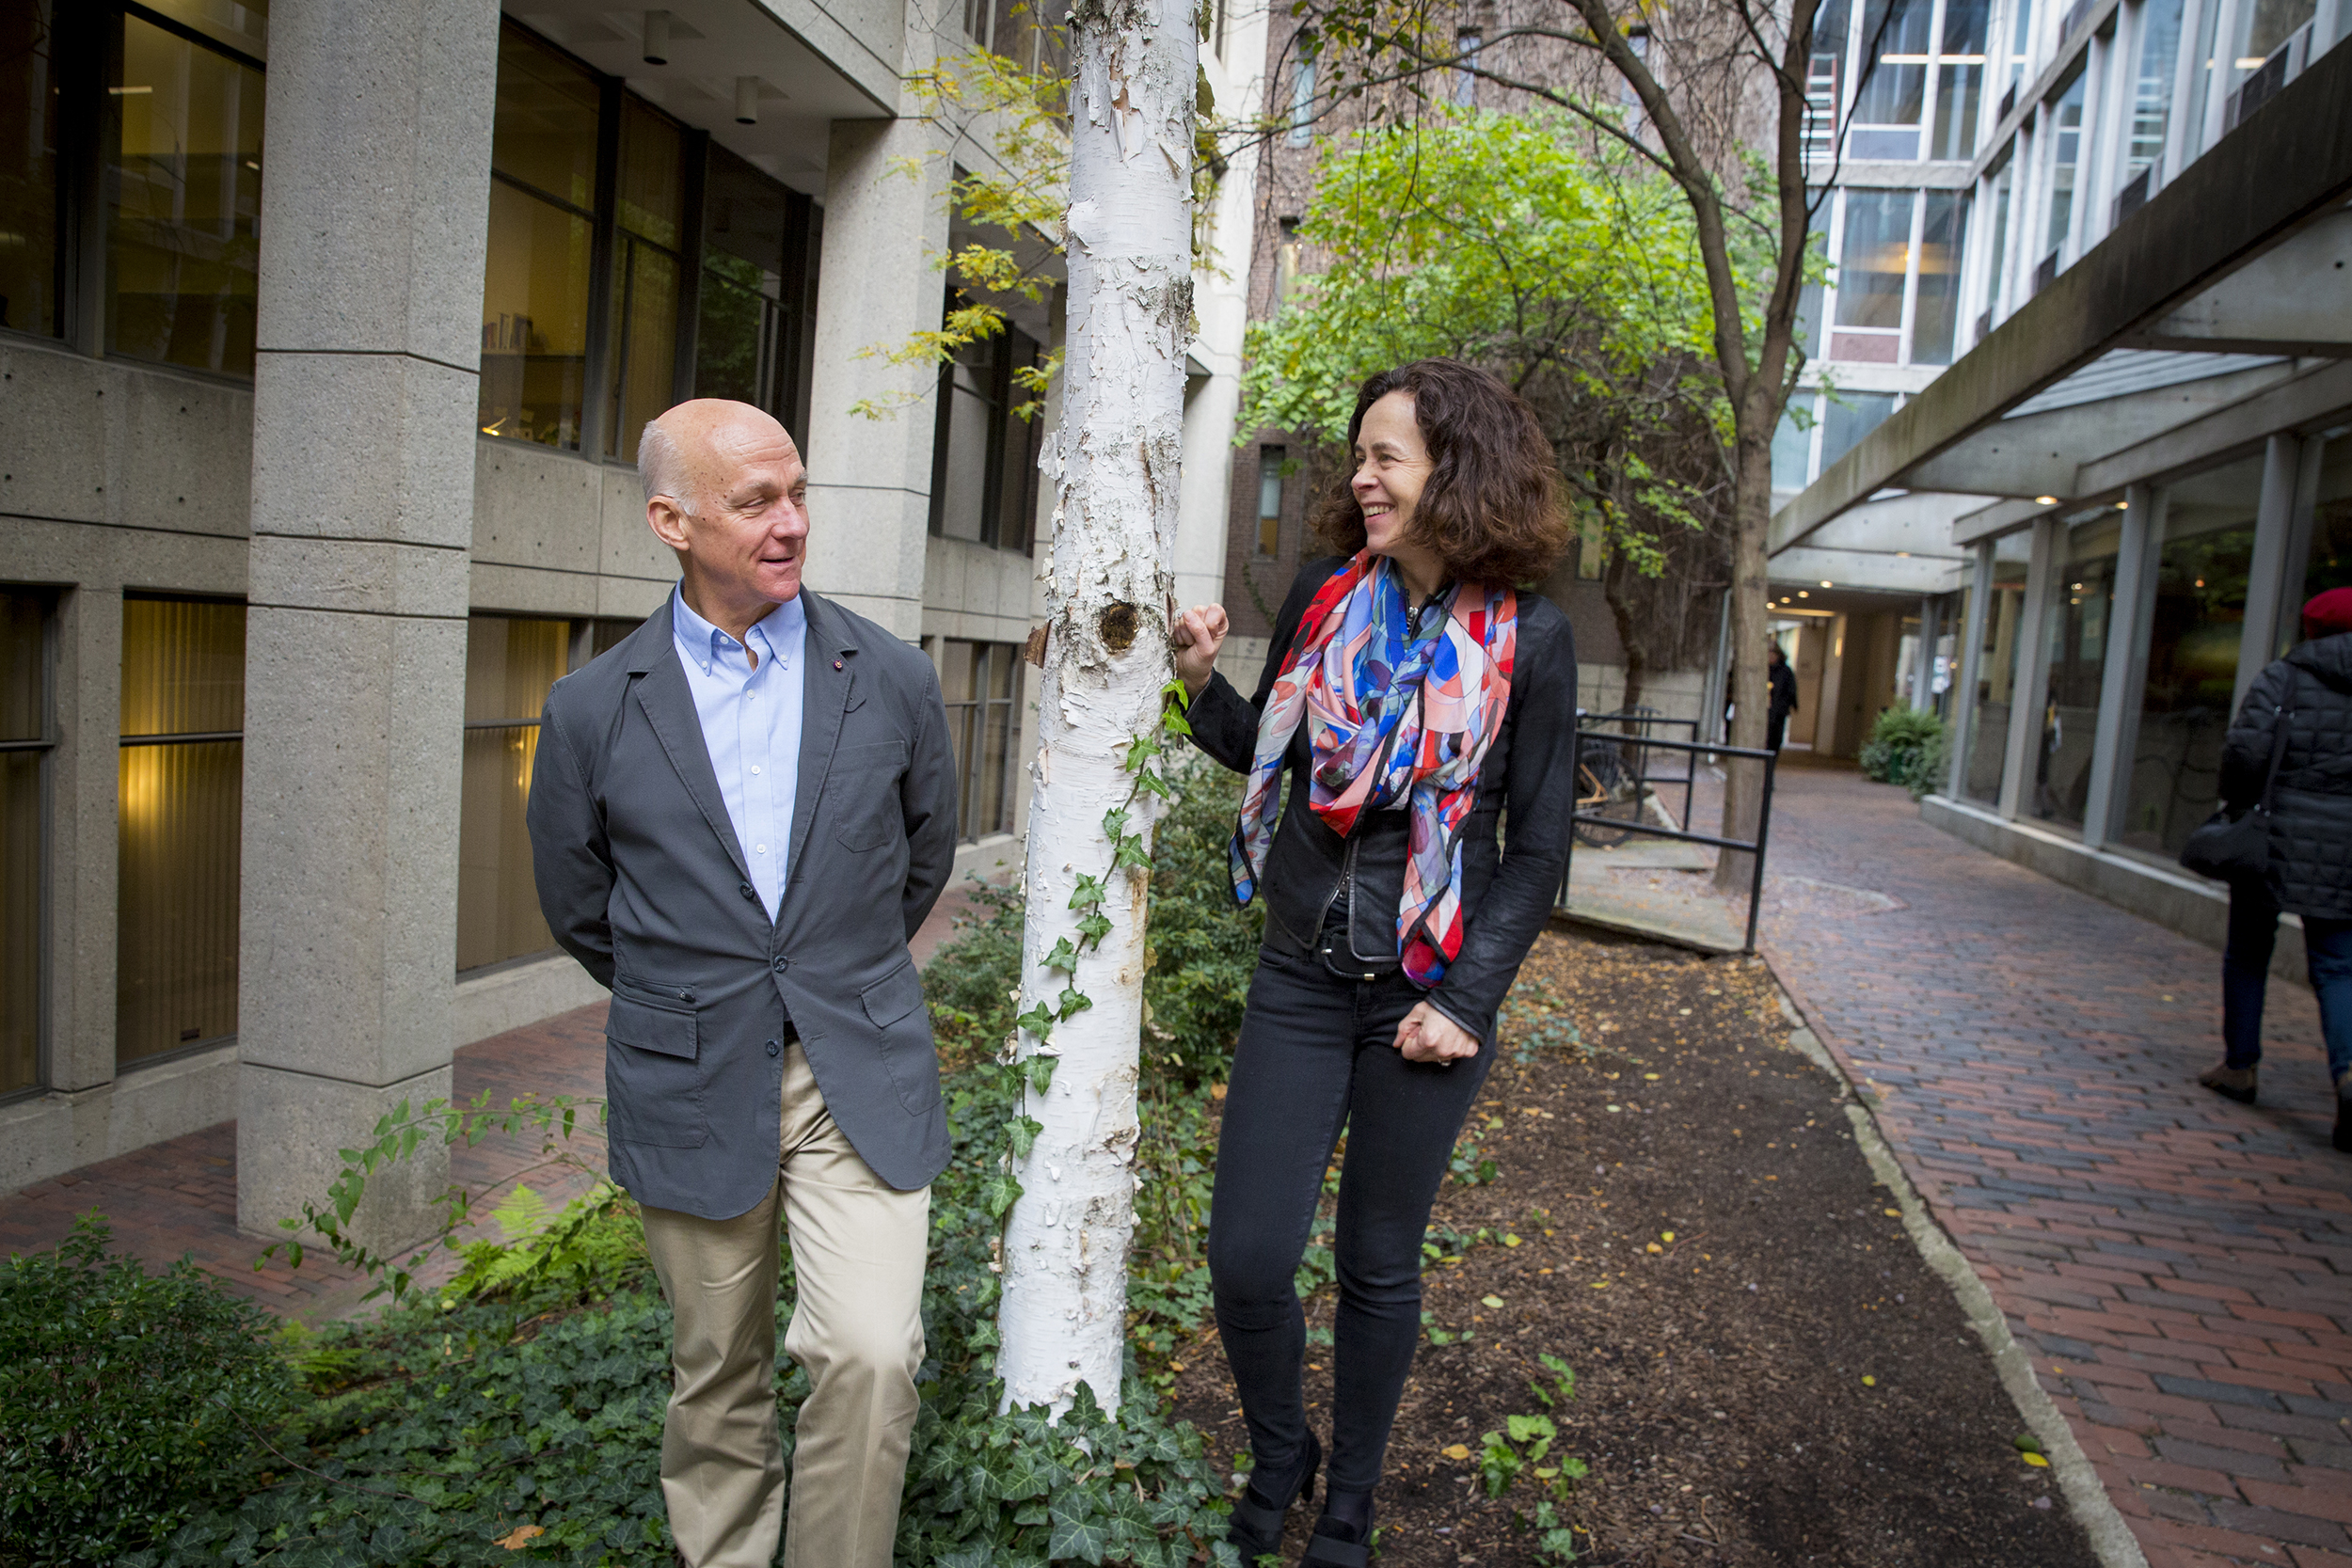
[2083,483,2164,847]
[1946,542,1995,796]
[2234,433,2304,712]
[1911,595,1941,710]
[235,0,499,1243]
[2274,435,2328,647]
[803,119,953,643]
[1815,614,1851,756]
[1999,515,2061,820]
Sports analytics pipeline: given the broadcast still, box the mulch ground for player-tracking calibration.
[1170,927,2105,1566]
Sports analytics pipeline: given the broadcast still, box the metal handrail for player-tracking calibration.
[1578,707,1702,832]
[1557,728,1780,954]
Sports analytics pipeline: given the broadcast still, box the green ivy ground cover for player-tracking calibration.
[6,768,1271,1568]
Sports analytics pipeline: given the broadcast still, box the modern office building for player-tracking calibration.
[0,0,1267,1233]
[1773,0,2350,944]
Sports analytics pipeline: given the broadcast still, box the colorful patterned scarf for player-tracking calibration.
[1229,551,1518,986]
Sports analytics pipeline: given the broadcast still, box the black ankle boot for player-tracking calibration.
[1299,1486,1374,1566]
[1226,1432,1320,1565]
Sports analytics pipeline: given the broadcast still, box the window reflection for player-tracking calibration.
[1963,552,2026,804]
[928,302,1044,551]
[108,15,264,377]
[2030,519,2119,831]
[2122,460,2263,858]
[695,144,818,442]
[605,98,686,465]
[0,0,61,339]
[477,22,599,450]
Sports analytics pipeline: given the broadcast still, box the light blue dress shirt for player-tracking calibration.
[673,587,807,920]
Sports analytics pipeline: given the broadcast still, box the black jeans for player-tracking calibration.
[1207,942,1495,1496]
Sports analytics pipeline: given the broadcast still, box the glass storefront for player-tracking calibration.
[2028,515,2121,832]
[2287,430,2352,632]
[1962,547,2027,804]
[118,596,245,1066]
[2118,455,2263,857]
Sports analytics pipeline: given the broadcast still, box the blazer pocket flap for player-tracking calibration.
[860,962,926,1030]
[607,995,699,1059]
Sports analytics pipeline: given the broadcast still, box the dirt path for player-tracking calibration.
[1172,927,2105,1566]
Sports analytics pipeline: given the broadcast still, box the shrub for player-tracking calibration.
[1857,707,1946,792]
[1,1214,297,1564]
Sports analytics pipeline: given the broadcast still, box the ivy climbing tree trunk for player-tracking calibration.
[993,0,1198,1418]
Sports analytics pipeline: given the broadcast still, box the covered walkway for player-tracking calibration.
[1760,763,2352,1568]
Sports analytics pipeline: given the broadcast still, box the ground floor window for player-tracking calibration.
[457,613,644,974]
[2029,516,2122,832]
[1961,555,2025,805]
[2119,456,2262,858]
[939,640,1022,842]
[117,595,245,1068]
[1,591,51,1096]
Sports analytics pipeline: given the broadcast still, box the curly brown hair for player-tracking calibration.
[1308,358,1570,588]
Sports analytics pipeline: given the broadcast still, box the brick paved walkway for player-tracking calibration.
[0,881,979,1316]
[1756,761,2352,1568]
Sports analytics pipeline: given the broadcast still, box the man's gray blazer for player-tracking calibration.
[527,591,960,1218]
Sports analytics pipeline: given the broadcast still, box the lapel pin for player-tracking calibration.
[834,658,844,670]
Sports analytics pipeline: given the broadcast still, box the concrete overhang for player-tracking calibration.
[1769,546,1968,594]
[1771,38,2352,553]
[507,0,899,198]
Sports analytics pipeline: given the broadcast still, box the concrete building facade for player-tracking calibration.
[0,0,1267,1228]
[1774,0,2351,949]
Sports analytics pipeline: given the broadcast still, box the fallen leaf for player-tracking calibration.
[1443,1443,1471,1460]
[1481,1294,1505,1308]
[1661,1231,1676,1243]
[1883,1208,1901,1218]
[2023,1451,2050,1467]
[1502,1233,1522,1247]
[1862,1375,1876,1386]
[1645,1243,1662,1254]
[496,1526,546,1550]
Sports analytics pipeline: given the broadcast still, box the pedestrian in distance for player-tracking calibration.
[1168,359,1579,1565]
[527,400,960,1568]
[1766,641,1799,752]
[2195,585,2352,1154]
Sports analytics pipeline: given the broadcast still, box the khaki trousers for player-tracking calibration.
[639,1042,930,1568]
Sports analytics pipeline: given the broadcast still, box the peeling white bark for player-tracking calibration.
[994,0,1197,1418]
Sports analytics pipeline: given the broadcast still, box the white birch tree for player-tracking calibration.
[993,0,1200,1418]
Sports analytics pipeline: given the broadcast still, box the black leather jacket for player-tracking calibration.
[1187,556,1580,1039]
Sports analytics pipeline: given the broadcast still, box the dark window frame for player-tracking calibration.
[938,638,1023,842]
[479,19,820,469]
[0,587,57,1103]
[115,589,246,1072]
[926,293,1044,553]
[1,1,267,383]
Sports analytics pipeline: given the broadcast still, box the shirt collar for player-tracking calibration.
[672,586,806,672]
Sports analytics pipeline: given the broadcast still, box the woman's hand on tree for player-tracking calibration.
[1394,1001,1479,1064]
[1171,604,1229,697]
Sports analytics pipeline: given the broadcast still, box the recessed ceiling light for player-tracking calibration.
[2035,495,2058,505]
[1820,580,1834,588]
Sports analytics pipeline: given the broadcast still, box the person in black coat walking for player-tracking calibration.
[2199,587,2352,1153]
[1168,360,1578,1565]
[1766,642,1799,752]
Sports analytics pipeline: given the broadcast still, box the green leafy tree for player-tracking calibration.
[1240,106,1759,703]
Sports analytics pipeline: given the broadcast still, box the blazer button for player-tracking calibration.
[739,881,756,900]
[765,1039,781,1057]
[771,955,787,972]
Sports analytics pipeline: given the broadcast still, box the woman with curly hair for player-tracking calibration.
[1173,359,1580,1564]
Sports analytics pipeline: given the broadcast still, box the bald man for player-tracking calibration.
[527,401,959,1568]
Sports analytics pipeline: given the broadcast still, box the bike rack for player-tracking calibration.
[1576,707,1701,831]
[1555,725,1781,955]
